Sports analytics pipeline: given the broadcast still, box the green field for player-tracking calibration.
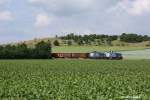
[53,46,149,53]
[121,49,150,59]
[0,59,150,99]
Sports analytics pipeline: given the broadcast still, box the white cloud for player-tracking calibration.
[0,0,12,5]
[29,0,47,3]
[0,0,5,4]
[130,0,150,15]
[0,11,13,21]
[29,0,94,7]
[111,0,150,15]
[29,0,96,16]
[35,13,52,28]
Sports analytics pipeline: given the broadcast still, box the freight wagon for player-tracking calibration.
[52,53,89,58]
[52,51,123,60]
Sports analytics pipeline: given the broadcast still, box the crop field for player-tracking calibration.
[0,59,150,99]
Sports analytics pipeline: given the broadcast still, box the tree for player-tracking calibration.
[78,40,84,46]
[15,43,28,59]
[55,35,58,39]
[0,41,52,59]
[104,38,112,46]
[53,40,60,46]
[59,33,119,45]
[120,33,144,43]
[67,40,72,46]
[35,41,52,59]
[96,39,102,46]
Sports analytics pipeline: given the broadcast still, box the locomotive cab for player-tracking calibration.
[104,51,123,60]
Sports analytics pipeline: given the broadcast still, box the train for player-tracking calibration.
[52,51,123,60]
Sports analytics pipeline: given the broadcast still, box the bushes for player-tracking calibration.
[60,33,118,45]
[60,33,150,44]
[53,40,60,46]
[120,33,150,43]
[0,41,52,59]
[145,42,150,47]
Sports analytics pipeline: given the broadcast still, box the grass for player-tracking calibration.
[121,49,150,59]
[0,59,150,99]
[53,46,150,53]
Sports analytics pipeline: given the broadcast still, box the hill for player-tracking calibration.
[14,37,150,53]
[16,37,150,47]
[11,33,150,52]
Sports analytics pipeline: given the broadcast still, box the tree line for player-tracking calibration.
[0,41,51,59]
[120,33,150,43]
[59,33,118,46]
[58,33,150,45]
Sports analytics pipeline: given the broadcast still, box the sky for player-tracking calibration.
[0,0,150,43]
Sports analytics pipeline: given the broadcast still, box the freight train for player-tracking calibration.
[52,51,123,60]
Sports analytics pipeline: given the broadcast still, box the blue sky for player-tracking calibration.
[0,0,150,43]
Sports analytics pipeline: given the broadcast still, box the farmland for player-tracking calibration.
[121,49,150,59]
[53,46,149,53]
[0,59,150,99]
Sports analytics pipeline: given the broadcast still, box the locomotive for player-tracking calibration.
[52,51,123,60]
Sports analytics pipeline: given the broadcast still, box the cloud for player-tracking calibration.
[29,0,47,3]
[130,0,150,15]
[110,0,150,15]
[2,0,150,43]
[29,0,96,16]
[0,0,12,5]
[35,13,52,28]
[0,11,13,21]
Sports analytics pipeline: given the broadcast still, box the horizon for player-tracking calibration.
[1,0,150,43]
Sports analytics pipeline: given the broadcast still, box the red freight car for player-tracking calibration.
[52,53,72,58]
[52,53,89,58]
[71,53,89,58]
